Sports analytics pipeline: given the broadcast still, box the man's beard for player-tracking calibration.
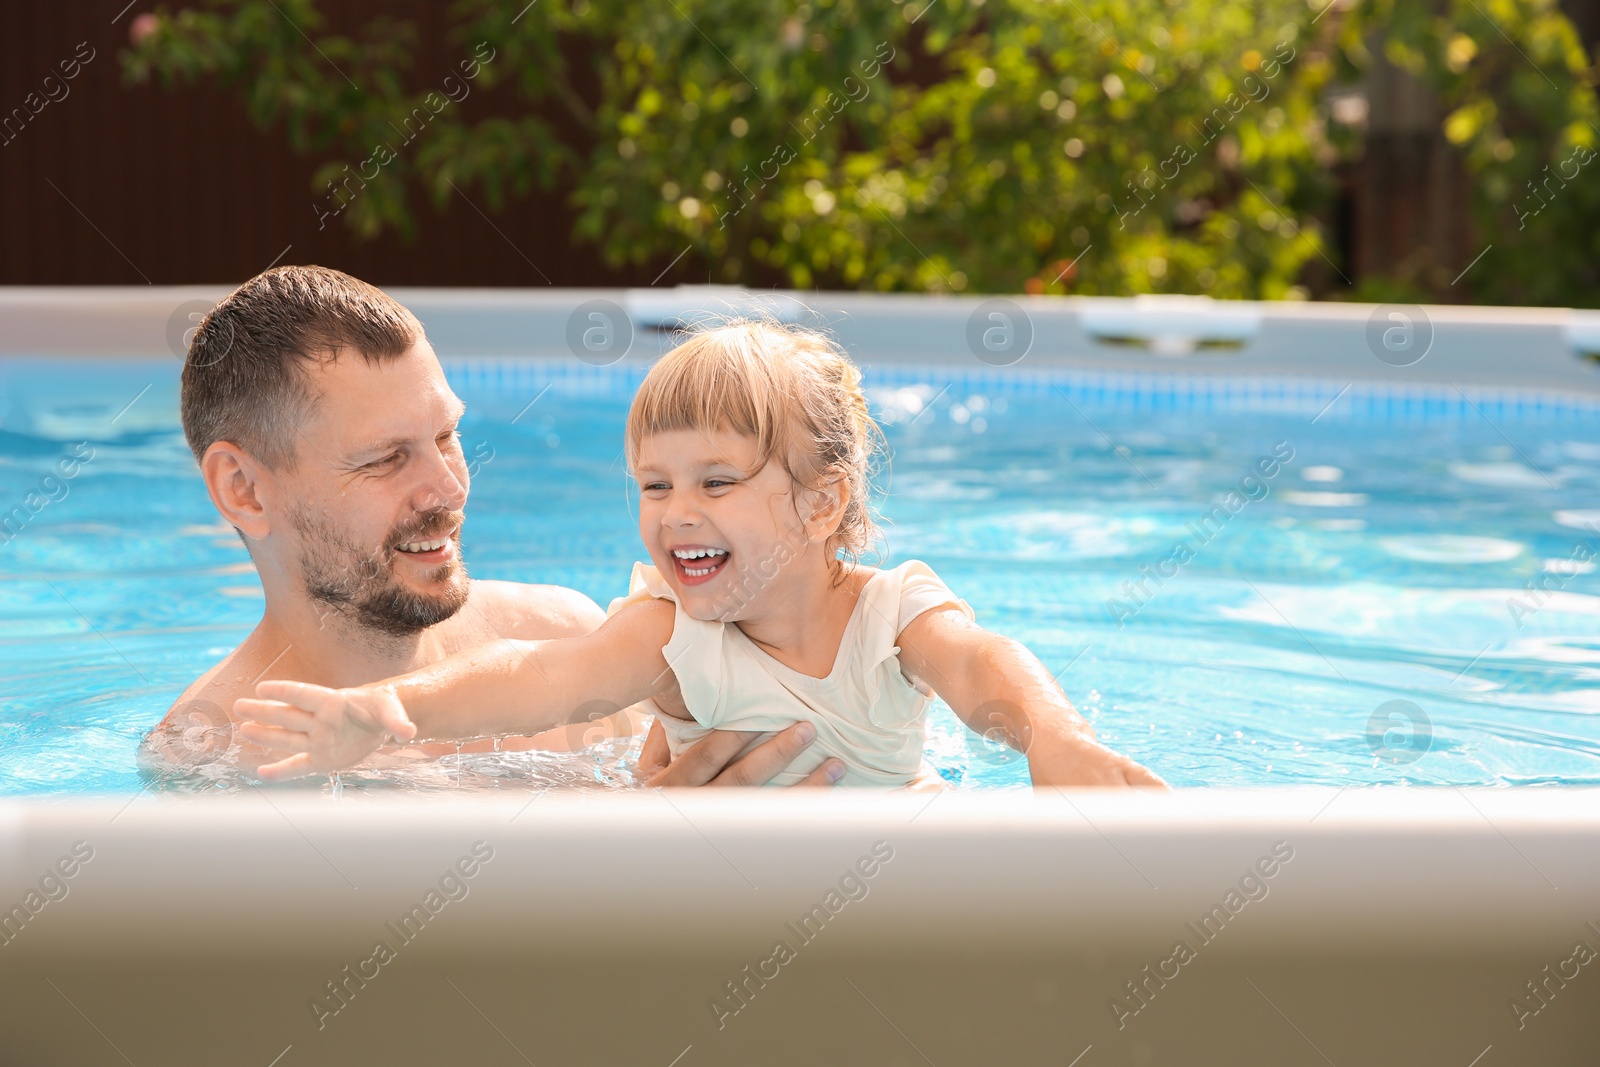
[290,504,470,639]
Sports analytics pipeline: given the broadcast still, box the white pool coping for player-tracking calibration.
[3,288,1598,1063]
[3,285,1599,397]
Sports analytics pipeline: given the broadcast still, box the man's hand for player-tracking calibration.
[638,718,845,787]
[235,680,417,781]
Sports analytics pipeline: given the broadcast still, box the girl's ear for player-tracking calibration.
[803,471,851,544]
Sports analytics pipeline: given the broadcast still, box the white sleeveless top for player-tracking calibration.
[607,560,973,787]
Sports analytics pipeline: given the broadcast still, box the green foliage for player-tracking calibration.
[122,0,1598,303]
[589,0,1337,297]
[1339,0,1600,306]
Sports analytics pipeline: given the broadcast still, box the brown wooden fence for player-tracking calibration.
[0,1,655,288]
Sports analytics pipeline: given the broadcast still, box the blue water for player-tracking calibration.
[1,356,1597,796]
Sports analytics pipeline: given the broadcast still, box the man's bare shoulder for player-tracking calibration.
[145,643,279,774]
[159,643,265,727]
[465,579,607,641]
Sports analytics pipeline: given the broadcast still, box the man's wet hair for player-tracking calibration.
[180,265,422,470]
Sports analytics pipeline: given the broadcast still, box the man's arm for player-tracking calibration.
[896,607,1166,788]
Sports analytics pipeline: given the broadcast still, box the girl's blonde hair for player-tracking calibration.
[625,319,883,569]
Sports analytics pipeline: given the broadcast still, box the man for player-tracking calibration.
[150,265,840,787]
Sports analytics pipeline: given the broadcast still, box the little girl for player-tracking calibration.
[238,321,1162,788]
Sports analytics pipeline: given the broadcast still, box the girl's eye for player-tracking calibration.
[706,479,734,489]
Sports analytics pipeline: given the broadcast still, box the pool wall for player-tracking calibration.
[3,287,1599,1065]
[3,791,1598,1065]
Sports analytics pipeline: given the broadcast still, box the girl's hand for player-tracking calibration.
[235,680,417,782]
[897,608,1167,789]
[1028,728,1168,789]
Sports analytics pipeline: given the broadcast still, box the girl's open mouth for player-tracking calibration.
[670,546,731,585]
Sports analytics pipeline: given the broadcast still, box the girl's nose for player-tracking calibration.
[661,491,700,528]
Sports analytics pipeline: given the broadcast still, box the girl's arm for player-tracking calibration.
[895,607,1166,788]
[235,598,677,780]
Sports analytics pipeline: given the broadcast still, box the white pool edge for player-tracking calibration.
[3,286,1598,398]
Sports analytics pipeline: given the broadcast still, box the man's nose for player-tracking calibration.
[413,448,468,514]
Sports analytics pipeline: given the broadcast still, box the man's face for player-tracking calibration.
[273,340,471,637]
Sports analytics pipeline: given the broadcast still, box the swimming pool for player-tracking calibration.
[3,341,1596,795]
[5,291,1600,1067]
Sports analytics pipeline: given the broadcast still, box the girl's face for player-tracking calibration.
[634,427,816,621]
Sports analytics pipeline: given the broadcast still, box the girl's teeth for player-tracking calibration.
[672,547,728,578]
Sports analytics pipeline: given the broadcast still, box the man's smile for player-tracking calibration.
[387,512,464,571]
[394,535,456,566]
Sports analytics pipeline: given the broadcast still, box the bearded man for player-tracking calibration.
[150,265,838,787]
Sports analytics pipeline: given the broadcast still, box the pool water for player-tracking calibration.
[1,356,1597,796]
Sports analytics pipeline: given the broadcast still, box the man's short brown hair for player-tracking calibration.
[181,265,423,469]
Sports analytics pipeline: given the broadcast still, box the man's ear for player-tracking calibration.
[200,441,273,541]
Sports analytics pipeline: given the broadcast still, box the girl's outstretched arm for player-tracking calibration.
[896,607,1167,788]
[236,598,678,780]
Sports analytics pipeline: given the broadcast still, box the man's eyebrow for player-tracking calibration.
[345,403,468,461]
[344,434,410,462]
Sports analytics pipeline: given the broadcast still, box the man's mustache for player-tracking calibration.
[382,509,465,555]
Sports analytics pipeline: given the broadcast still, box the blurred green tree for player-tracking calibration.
[123,0,1598,304]
[1339,0,1600,306]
